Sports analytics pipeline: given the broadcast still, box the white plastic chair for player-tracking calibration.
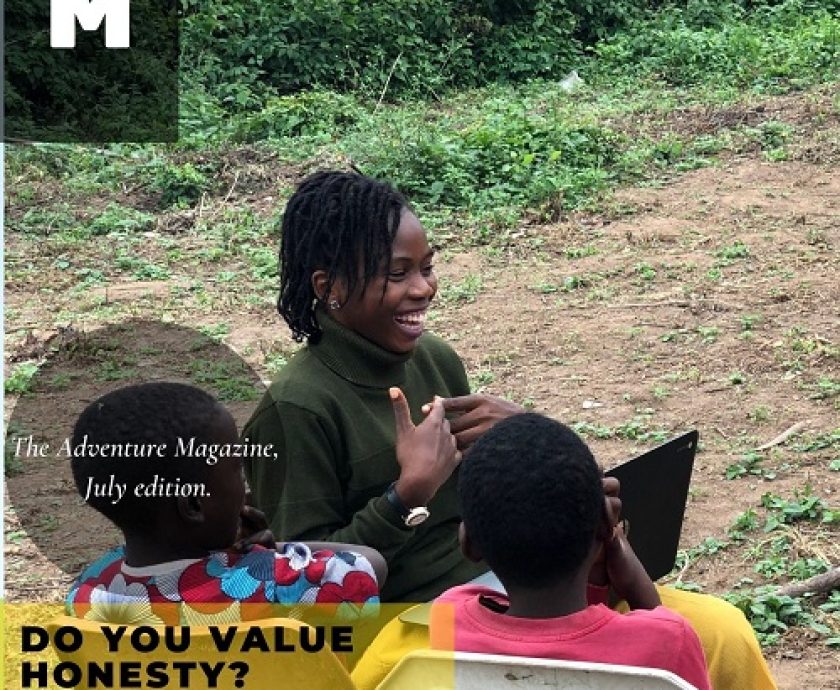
[376,649,698,690]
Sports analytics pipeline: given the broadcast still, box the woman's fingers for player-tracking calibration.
[425,395,445,424]
[452,425,485,451]
[440,394,483,413]
[447,407,484,434]
[389,387,415,435]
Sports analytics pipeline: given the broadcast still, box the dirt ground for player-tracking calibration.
[4,91,839,688]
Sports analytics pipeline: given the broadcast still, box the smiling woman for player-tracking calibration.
[313,209,437,354]
[243,171,520,602]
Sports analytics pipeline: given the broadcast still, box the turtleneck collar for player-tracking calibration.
[309,309,413,388]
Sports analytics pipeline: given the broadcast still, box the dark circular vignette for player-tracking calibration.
[5,319,268,586]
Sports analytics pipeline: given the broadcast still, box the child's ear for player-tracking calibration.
[176,495,204,525]
[459,522,483,563]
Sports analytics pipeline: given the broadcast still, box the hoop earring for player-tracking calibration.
[329,299,341,311]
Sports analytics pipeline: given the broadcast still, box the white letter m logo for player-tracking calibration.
[50,0,130,48]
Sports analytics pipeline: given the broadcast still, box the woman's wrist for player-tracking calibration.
[393,477,433,508]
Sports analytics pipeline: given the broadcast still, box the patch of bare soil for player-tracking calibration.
[4,92,838,688]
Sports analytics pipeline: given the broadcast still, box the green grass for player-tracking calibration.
[441,275,484,304]
[7,6,837,251]
[4,362,40,395]
[671,488,839,648]
[188,359,261,401]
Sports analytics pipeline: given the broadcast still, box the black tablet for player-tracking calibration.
[605,431,699,581]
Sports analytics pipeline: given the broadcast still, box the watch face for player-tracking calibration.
[405,507,430,527]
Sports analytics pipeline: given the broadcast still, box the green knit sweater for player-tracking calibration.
[242,311,487,602]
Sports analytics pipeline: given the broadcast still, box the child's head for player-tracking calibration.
[279,170,437,353]
[458,413,604,589]
[71,382,244,552]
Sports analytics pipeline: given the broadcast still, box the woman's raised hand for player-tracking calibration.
[390,387,461,508]
[425,394,525,451]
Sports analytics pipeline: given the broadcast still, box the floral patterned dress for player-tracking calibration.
[66,543,379,625]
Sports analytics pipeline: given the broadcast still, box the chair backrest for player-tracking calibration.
[377,650,698,690]
[47,615,354,690]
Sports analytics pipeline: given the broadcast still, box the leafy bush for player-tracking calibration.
[593,0,839,89]
[86,204,156,236]
[346,96,620,225]
[4,363,40,395]
[179,0,625,106]
[153,162,211,207]
[232,91,364,142]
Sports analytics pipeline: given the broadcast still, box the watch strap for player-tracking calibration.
[385,481,410,519]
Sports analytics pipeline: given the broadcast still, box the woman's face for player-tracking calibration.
[332,210,437,353]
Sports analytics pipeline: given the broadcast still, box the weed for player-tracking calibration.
[189,360,260,401]
[573,418,669,443]
[86,204,155,236]
[4,362,40,395]
[634,262,656,281]
[264,352,289,377]
[652,385,671,400]
[198,323,231,343]
[442,275,483,304]
[741,314,762,332]
[729,371,746,385]
[9,205,76,235]
[696,326,719,343]
[717,241,750,263]
[154,162,211,208]
[757,121,793,150]
[661,329,689,343]
[3,423,30,477]
[729,508,759,536]
[114,255,171,281]
[470,370,496,392]
[724,587,813,646]
[764,489,836,528]
[749,406,771,423]
[808,377,839,400]
[246,246,278,284]
[564,245,598,259]
[96,360,138,382]
[726,452,775,480]
[673,581,704,592]
[49,373,74,390]
[793,427,840,453]
[561,273,601,291]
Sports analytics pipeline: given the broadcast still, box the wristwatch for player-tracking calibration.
[385,482,430,527]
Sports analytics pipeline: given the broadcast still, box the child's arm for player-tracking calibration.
[233,505,277,551]
[588,476,659,610]
[603,525,661,610]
